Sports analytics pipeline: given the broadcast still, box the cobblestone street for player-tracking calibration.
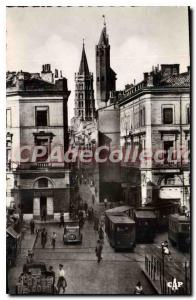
[7,183,190,295]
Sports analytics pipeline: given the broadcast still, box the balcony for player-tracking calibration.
[16,161,68,170]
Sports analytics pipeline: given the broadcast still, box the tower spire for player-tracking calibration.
[98,16,108,46]
[78,40,89,75]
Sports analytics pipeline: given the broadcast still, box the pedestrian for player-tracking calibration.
[84,202,88,214]
[98,226,104,243]
[104,198,108,209]
[92,194,95,205]
[94,217,99,231]
[57,264,67,294]
[134,281,143,295]
[95,240,103,263]
[26,249,34,264]
[79,216,84,228]
[30,219,35,234]
[51,232,57,249]
[59,212,64,228]
[47,266,55,293]
[41,228,47,249]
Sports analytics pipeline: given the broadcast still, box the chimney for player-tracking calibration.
[161,64,180,78]
[16,71,30,90]
[41,64,54,83]
[144,72,153,87]
[55,69,59,78]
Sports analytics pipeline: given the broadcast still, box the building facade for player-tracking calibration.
[6,65,71,219]
[119,64,190,214]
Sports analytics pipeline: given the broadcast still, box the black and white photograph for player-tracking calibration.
[6,6,191,295]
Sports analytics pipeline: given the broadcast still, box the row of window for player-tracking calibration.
[75,93,93,100]
[122,106,190,130]
[6,105,190,128]
[76,83,92,90]
[6,106,49,127]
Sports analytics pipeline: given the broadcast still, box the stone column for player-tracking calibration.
[33,197,40,219]
[47,197,54,219]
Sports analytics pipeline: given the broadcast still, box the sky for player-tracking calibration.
[6,6,190,123]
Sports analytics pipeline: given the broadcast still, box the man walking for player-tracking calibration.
[57,264,67,294]
[51,232,57,249]
[98,226,104,243]
[95,240,103,263]
[41,228,47,249]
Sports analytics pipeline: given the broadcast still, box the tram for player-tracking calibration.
[134,207,157,243]
[105,207,135,251]
[168,214,190,252]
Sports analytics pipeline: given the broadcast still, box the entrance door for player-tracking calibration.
[40,196,47,219]
[164,141,173,163]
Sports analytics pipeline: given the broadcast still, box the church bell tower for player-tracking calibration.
[74,41,95,121]
[96,16,116,109]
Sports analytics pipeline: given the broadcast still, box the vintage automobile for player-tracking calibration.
[168,213,190,252]
[63,221,82,244]
[105,211,136,251]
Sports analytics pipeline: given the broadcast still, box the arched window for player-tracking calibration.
[38,178,48,188]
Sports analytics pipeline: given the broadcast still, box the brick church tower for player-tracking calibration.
[74,42,95,121]
[96,18,116,109]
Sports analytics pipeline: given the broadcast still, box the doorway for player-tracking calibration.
[40,196,47,219]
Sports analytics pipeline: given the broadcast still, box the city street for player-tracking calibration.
[7,183,190,295]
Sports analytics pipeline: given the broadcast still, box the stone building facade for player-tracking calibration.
[119,64,190,214]
[6,65,71,219]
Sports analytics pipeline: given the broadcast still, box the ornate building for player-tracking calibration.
[6,65,71,219]
[119,64,190,216]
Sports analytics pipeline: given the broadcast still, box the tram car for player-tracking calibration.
[168,214,190,252]
[134,207,157,243]
[105,207,135,251]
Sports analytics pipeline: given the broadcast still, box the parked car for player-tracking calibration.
[63,221,82,244]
